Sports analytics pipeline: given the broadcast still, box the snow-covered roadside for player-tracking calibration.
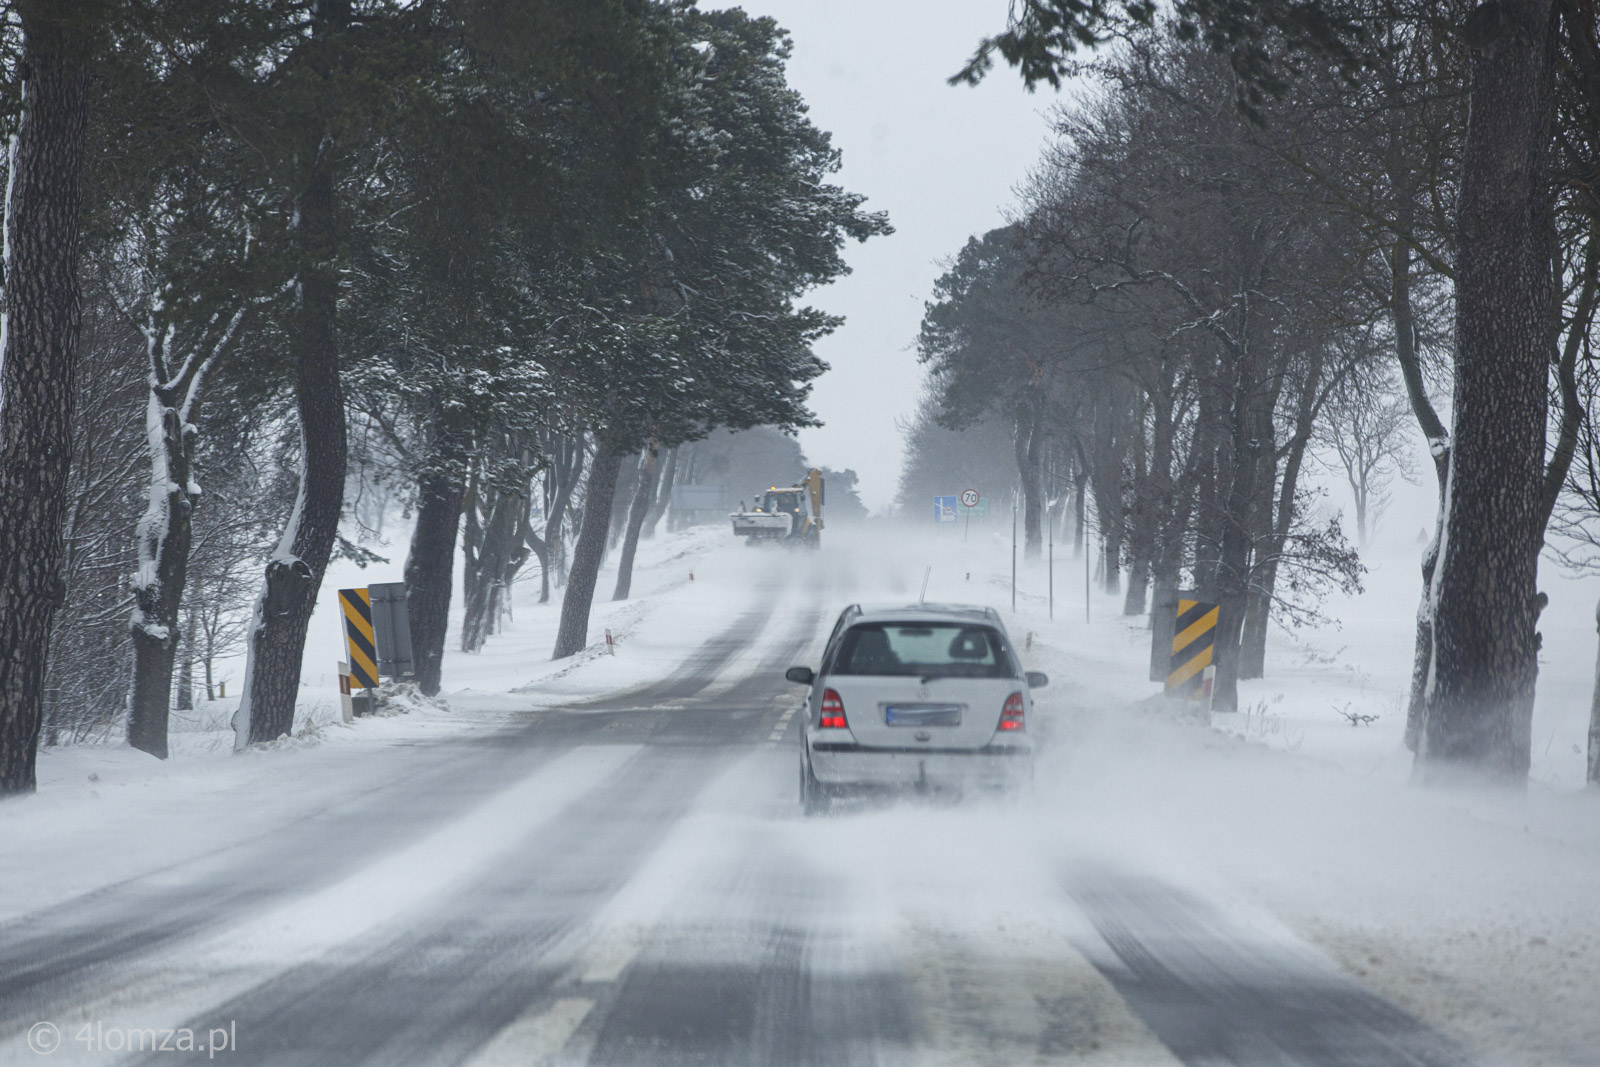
[0,523,743,924]
[876,522,1600,1067]
[441,524,776,712]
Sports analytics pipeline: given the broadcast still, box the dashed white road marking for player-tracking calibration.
[462,997,594,1067]
[582,938,640,983]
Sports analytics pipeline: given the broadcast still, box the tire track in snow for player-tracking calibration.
[0,727,592,1037]
[108,745,733,1067]
[1066,868,1473,1066]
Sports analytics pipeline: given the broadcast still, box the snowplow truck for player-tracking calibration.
[730,469,824,547]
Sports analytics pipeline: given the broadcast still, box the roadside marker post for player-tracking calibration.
[336,661,354,723]
[339,583,415,716]
[338,587,379,716]
[605,629,615,655]
[339,587,378,687]
[1165,595,1220,703]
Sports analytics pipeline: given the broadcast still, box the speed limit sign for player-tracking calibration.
[960,489,979,508]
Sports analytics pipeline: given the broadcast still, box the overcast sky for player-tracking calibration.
[729,2,1058,512]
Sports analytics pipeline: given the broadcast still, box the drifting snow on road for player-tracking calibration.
[2,526,1597,1066]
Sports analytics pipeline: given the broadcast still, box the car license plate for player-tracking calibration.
[883,704,962,727]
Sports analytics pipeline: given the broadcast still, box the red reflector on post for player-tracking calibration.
[999,692,1025,732]
[820,688,848,729]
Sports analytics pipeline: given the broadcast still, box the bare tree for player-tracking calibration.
[1315,365,1419,547]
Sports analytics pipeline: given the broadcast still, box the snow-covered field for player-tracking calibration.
[5,517,1599,1064]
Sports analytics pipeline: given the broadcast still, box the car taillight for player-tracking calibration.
[999,692,1025,732]
[820,689,848,729]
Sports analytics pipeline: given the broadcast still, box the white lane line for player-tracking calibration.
[0,746,643,1065]
[462,997,594,1067]
[581,938,640,983]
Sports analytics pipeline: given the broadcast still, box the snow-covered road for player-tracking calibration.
[5,526,1598,1065]
[3,559,1479,1067]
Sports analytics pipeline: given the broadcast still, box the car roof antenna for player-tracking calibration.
[919,565,932,604]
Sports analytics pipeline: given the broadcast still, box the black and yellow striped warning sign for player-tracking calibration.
[1166,597,1218,699]
[339,588,378,689]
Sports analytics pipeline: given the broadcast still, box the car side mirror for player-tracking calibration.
[1025,671,1048,689]
[785,666,815,686]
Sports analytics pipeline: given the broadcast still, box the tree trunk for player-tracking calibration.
[1590,596,1600,786]
[525,527,551,603]
[642,446,677,540]
[608,454,640,550]
[1393,238,1453,753]
[1406,533,1442,752]
[1085,393,1125,594]
[1148,441,1197,683]
[492,450,537,634]
[545,435,584,589]
[552,440,623,659]
[233,148,347,748]
[1419,0,1557,784]
[175,611,195,712]
[1238,431,1284,682]
[1016,403,1044,561]
[1190,356,1227,595]
[128,395,200,759]
[1101,533,1121,595]
[1209,358,1266,715]
[128,301,246,751]
[613,446,662,601]
[670,444,699,532]
[460,479,521,652]
[1122,396,1156,617]
[405,461,465,695]
[1071,465,1087,557]
[0,8,92,796]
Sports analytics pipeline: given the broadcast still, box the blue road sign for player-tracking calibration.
[934,496,959,523]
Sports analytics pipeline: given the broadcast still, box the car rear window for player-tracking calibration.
[831,622,1013,678]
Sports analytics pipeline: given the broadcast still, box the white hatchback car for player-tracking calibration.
[786,603,1045,813]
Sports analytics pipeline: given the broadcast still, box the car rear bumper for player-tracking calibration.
[809,739,1032,790]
